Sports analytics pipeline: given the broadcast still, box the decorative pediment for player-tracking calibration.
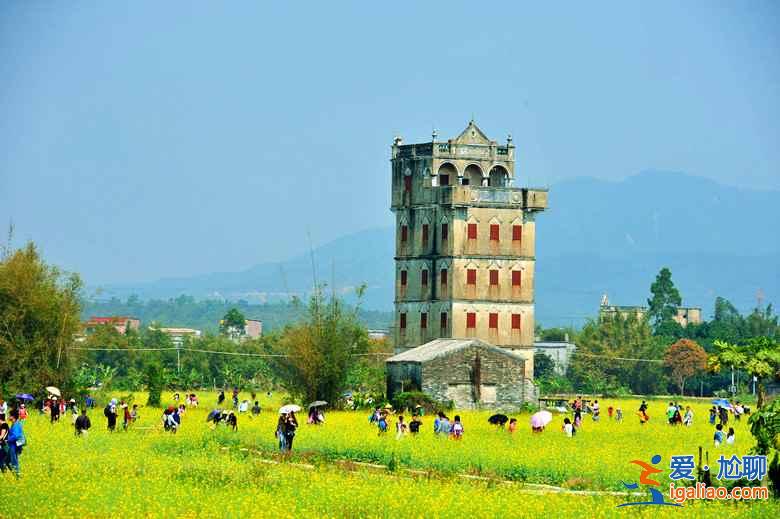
[452,120,492,145]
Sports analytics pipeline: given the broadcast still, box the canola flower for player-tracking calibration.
[4,393,778,518]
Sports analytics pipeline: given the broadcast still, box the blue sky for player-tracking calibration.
[1,1,778,285]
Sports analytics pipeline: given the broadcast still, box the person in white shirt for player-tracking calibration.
[562,417,574,437]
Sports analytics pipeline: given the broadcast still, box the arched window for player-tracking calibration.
[437,163,457,186]
[464,164,483,186]
[489,165,509,187]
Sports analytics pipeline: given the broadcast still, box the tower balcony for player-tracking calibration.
[436,186,548,211]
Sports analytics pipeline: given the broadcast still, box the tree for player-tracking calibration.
[748,398,780,497]
[264,285,369,404]
[0,243,83,394]
[663,339,707,395]
[647,267,682,329]
[709,337,780,408]
[534,353,555,379]
[220,308,247,338]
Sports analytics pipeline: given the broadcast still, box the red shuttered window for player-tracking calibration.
[404,176,412,192]
[512,271,522,287]
[466,312,476,329]
[466,269,477,285]
[511,313,521,330]
[489,313,498,329]
[490,224,500,241]
[512,225,522,242]
[467,223,477,240]
[489,269,499,286]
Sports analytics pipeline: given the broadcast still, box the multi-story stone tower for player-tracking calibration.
[390,121,547,379]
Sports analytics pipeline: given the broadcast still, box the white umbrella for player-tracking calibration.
[530,410,553,428]
[46,386,61,397]
[279,404,301,414]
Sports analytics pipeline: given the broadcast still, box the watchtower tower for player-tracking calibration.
[390,121,548,379]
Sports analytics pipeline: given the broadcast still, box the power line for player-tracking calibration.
[569,351,663,363]
[69,347,392,358]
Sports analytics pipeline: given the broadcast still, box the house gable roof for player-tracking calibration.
[386,338,525,364]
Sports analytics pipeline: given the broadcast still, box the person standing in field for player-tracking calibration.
[615,407,623,422]
[283,412,298,452]
[719,406,729,427]
[232,387,239,409]
[0,413,9,471]
[562,417,574,437]
[377,411,389,435]
[276,414,287,451]
[409,415,421,435]
[508,418,517,433]
[6,409,24,477]
[573,408,582,429]
[50,396,60,423]
[592,400,600,422]
[607,406,614,420]
[450,416,464,440]
[726,427,735,446]
[683,406,693,427]
[396,415,407,439]
[218,391,225,406]
[75,409,91,436]
[709,406,717,425]
[714,424,724,447]
[122,403,132,431]
[131,404,139,423]
[105,399,118,432]
[251,401,261,418]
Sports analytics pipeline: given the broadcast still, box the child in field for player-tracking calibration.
[562,417,573,437]
[131,404,139,423]
[508,418,517,433]
[709,406,717,425]
[251,401,261,418]
[726,427,735,446]
[122,403,131,431]
[615,407,623,422]
[451,416,464,440]
[714,424,724,447]
[573,409,582,429]
[396,415,408,439]
[607,406,614,420]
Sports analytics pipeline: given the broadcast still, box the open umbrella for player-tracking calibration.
[46,386,61,397]
[488,413,509,426]
[15,394,34,401]
[279,404,301,414]
[206,409,222,422]
[308,400,328,409]
[712,399,731,408]
[530,410,553,428]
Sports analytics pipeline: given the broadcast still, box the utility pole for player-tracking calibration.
[176,342,181,374]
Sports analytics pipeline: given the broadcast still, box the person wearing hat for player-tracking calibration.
[50,396,60,424]
[105,399,118,432]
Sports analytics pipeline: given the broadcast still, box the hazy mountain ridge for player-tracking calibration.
[96,172,779,326]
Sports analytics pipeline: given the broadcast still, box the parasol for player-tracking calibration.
[712,399,731,408]
[308,401,328,409]
[488,413,509,426]
[530,410,553,428]
[15,394,34,401]
[279,404,301,414]
[46,386,61,397]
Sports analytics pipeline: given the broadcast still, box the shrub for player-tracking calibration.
[391,391,450,413]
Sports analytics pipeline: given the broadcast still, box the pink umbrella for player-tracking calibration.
[530,410,553,428]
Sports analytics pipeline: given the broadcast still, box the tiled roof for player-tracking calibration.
[386,338,525,364]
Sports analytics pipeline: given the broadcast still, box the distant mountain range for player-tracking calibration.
[95,171,779,327]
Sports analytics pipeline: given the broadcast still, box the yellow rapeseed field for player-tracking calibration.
[3,393,778,518]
